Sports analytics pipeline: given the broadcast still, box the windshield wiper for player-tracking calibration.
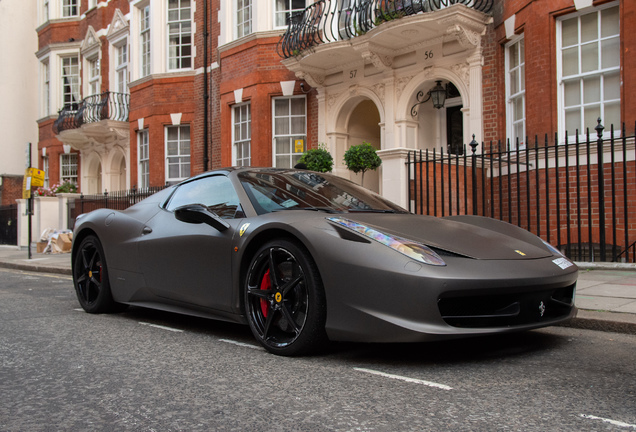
[347,209,400,213]
[273,206,342,214]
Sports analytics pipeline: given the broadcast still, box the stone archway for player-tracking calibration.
[83,152,103,194]
[107,149,127,192]
[411,80,465,154]
[346,100,382,192]
[328,90,385,193]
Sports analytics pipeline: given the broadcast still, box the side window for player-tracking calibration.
[166,175,243,219]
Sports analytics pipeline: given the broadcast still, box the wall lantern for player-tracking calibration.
[62,144,71,154]
[411,80,447,117]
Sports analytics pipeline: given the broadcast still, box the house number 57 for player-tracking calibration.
[350,70,357,79]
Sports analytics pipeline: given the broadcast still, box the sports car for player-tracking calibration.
[72,167,578,356]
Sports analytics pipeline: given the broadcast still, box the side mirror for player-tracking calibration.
[174,203,230,232]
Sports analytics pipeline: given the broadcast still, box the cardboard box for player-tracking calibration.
[36,241,48,254]
[56,233,72,253]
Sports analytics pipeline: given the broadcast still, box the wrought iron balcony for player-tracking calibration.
[53,91,130,134]
[277,0,493,59]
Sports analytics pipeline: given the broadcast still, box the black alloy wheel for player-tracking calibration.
[73,235,117,313]
[245,239,327,356]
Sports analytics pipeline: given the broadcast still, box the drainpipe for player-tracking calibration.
[203,0,210,171]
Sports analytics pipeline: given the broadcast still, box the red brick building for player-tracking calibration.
[35,0,633,205]
[36,0,316,194]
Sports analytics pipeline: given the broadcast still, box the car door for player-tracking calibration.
[137,175,244,311]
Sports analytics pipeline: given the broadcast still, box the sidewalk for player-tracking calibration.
[1,244,635,334]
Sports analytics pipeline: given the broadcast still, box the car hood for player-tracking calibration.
[330,213,552,260]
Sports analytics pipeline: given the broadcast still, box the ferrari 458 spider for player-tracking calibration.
[72,167,577,355]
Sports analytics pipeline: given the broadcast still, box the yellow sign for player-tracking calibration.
[22,173,31,199]
[28,168,45,187]
[294,139,304,153]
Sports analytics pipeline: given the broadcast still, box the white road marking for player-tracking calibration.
[353,367,453,390]
[73,308,84,312]
[580,414,636,429]
[218,339,262,350]
[138,322,184,333]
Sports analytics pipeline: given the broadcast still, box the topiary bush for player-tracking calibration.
[343,141,382,185]
[298,144,334,173]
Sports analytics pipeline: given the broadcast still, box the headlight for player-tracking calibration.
[542,239,565,257]
[327,217,446,266]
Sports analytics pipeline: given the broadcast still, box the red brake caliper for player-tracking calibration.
[260,269,271,317]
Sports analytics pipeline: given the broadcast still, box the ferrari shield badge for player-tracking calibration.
[239,223,250,237]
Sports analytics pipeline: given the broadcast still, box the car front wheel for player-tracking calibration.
[245,239,327,356]
[73,235,117,313]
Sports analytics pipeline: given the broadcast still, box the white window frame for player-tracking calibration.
[236,0,252,38]
[41,59,51,117]
[115,41,129,94]
[60,153,78,183]
[87,57,100,96]
[557,1,621,140]
[62,0,79,18]
[167,0,192,71]
[232,103,251,166]
[505,35,526,149]
[138,129,150,188]
[42,0,50,23]
[61,55,80,109]
[274,0,306,29]
[42,156,50,188]
[272,96,307,168]
[140,5,151,77]
[165,125,191,183]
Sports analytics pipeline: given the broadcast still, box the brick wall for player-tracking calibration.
[1,175,24,206]
[491,0,634,140]
[129,75,196,188]
[218,37,318,168]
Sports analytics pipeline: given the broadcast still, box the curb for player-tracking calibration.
[0,261,72,276]
[558,309,636,335]
[574,261,636,271]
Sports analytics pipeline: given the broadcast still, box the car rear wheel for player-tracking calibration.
[73,235,118,313]
[245,239,327,356]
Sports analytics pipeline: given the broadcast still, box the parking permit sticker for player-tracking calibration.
[552,257,573,270]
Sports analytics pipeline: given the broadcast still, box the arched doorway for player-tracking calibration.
[83,153,103,194]
[108,150,127,192]
[331,96,383,193]
[413,81,464,154]
[347,99,381,192]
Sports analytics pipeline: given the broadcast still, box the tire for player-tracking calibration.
[244,239,328,356]
[72,235,118,313]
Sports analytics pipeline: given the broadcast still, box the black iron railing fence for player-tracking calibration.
[278,0,494,58]
[52,91,130,134]
[406,120,636,263]
[67,186,166,230]
[0,204,17,245]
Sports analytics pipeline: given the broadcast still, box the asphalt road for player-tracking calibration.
[1,268,635,432]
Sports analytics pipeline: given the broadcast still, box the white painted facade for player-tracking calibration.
[0,0,39,176]
[282,5,492,208]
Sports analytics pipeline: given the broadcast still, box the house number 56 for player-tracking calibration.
[424,50,434,60]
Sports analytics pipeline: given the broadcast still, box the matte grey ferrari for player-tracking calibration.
[72,167,578,356]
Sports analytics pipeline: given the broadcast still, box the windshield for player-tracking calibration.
[238,170,407,215]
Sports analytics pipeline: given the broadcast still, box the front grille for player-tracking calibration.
[438,285,575,328]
